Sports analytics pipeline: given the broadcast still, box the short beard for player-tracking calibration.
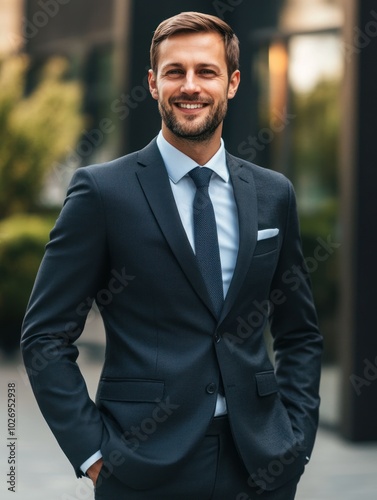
[158,97,228,143]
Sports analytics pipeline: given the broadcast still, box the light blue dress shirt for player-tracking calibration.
[156,131,239,300]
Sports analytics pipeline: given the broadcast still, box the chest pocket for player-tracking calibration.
[253,235,278,257]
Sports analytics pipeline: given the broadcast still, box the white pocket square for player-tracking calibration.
[257,228,279,241]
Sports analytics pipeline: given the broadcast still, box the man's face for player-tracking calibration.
[149,32,240,143]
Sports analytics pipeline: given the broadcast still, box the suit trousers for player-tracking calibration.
[94,416,299,500]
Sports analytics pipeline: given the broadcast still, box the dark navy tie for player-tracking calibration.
[189,167,224,318]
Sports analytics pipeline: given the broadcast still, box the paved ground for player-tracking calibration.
[1,314,376,499]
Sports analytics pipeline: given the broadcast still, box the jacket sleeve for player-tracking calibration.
[270,179,323,458]
[21,167,108,477]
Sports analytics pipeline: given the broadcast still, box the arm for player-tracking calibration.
[21,168,108,477]
[270,180,323,456]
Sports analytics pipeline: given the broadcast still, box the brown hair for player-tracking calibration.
[150,11,240,77]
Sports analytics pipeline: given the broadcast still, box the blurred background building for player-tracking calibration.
[0,0,376,444]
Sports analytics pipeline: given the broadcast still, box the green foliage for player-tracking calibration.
[0,214,54,351]
[291,79,340,195]
[0,55,84,218]
[0,55,83,352]
[290,80,341,363]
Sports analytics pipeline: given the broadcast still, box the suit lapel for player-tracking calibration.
[135,140,218,318]
[219,153,258,323]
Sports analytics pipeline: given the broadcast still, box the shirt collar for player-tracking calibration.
[156,131,229,184]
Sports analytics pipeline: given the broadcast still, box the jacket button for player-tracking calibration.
[214,333,221,343]
[206,383,216,394]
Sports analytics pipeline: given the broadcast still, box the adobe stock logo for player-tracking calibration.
[120,398,180,452]
[20,0,71,41]
[350,356,377,396]
[236,441,306,498]
[212,0,244,20]
[22,267,135,379]
[343,10,377,61]
[237,107,296,162]
[223,234,340,353]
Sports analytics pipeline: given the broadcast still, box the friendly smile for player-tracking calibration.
[176,103,207,109]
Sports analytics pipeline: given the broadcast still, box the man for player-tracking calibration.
[21,11,322,499]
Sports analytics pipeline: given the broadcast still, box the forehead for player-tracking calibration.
[157,31,226,68]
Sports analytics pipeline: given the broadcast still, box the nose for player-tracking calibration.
[180,71,201,94]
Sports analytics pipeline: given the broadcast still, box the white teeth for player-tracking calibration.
[178,103,204,109]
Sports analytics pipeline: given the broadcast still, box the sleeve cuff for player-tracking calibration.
[80,450,103,474]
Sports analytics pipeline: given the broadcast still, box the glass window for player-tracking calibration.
[254,27,343,365]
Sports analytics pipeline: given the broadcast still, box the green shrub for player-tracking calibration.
[0,55,83,218]
[0,214,54,352]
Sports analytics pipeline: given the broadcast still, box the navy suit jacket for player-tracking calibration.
[21,138,322,492]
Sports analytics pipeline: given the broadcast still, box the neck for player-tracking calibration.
[161,125,223,165]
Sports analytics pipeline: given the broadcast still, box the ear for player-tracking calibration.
[148,69,159,100]
[227,70,241,99]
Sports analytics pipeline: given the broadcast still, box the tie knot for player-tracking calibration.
[189,167,213,189]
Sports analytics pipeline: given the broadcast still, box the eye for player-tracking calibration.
[199,68,217,77]
[165,69,184,77]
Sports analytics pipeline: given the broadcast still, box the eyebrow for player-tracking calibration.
[160,62,222,72]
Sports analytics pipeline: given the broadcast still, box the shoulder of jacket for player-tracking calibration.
[226,151,291,186]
